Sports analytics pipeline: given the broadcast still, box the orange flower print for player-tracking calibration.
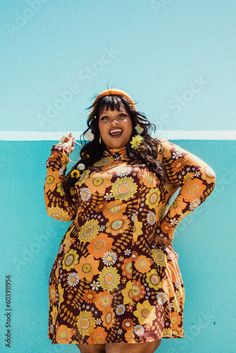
[170,158,186,175]
[121,258,132,279]
[122,280,146,305]
[102,308,115,329]
[75,254,100,282]
[170,311,182,327]
[122,318,134,331]
[95,291,113,312]
[56,324,74,344]
[106,216,130,236]
[87,326,107,344]
[181,177,206,202]
[83,289,97,304]
[103,199,127,220]
[132,280,146,301]
[88,233,114,258]
[85,171,112,194]
[168,198,187,218]
[134,255,153,273]
[160,219,175,237]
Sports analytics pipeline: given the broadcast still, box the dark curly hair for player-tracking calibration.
[63,93,168,198]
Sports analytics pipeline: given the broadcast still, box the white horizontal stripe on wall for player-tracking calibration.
[0,131,236,140]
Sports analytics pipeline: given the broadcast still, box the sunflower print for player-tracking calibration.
[44,139,216,344]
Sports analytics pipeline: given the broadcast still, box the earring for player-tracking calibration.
[99,135,102,144]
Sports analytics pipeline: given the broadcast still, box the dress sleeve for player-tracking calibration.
[154,138,216,245]
[44,145,78,221]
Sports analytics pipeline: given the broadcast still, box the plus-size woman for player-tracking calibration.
[44,88,216,353]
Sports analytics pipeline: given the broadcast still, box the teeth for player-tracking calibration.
[110,129,122,133]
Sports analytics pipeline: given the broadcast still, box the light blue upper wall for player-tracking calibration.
[0,0,235,132]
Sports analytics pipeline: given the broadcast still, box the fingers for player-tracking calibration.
[59,133,75,153]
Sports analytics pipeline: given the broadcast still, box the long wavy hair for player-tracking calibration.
[63,94,167,197]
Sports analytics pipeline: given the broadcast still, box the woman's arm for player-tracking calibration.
[44,145,78,221]
[154,138,216,245]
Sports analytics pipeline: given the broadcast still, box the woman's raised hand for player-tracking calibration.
[59,132,75,154]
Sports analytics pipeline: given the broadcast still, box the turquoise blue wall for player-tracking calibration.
[1,139,234,353]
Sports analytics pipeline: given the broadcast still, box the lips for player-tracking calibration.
[109,128,123,137]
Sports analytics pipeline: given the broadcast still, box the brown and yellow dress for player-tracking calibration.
[44,138,216,344]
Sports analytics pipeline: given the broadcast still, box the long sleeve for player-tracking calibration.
[44,145,79,221]
[154,138,216,245]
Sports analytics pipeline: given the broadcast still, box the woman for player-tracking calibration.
[44,88,216,353]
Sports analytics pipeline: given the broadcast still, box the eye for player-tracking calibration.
[119,113,126,119]
[100,115,109,121]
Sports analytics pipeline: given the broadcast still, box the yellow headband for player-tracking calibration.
[92,88,137,111]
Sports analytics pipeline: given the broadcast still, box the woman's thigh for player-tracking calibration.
[106,339,162,353]
[76,343,106,353]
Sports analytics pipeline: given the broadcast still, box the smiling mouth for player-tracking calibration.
[109,128,123,137]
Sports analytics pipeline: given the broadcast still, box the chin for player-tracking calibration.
[109,141,126,148]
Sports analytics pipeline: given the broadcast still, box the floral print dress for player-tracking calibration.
[44,138,216,345]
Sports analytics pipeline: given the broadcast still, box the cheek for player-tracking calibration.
[127,122,133,136]
[98,123,105,136]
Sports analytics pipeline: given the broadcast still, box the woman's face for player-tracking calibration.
[98,105,133,149]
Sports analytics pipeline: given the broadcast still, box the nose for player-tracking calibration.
[110,117,119,125]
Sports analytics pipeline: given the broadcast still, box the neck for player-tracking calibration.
[103,145,128,159]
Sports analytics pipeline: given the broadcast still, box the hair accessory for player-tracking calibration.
[77,163,86,171]
[135,123,144,134]
[130,135,144,150]
[92,88,137,111]
[84,130,94,141]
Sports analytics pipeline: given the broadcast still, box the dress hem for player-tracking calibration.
[49,334,184,345]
